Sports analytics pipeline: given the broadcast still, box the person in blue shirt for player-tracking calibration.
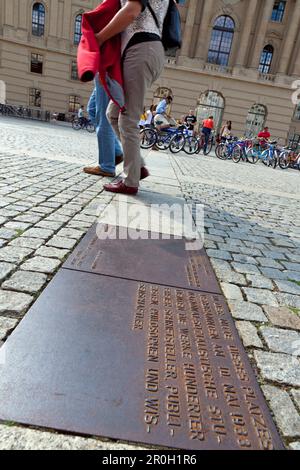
[154,95,174,131]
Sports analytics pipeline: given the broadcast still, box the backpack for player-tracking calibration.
[147,0,182,52]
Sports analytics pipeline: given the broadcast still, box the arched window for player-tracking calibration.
[153,87,173,114]
[207,16,235,66]
[197,91,225,132]
[32,3,45,37]
[74,14,82,45]
[245,104,267,138]
[259,45,274,74]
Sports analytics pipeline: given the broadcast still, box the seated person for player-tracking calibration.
[154,95,176,131]
[258,126,271,148]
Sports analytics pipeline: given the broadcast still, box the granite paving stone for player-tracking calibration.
[0,246,33,264]
[246,274,273,290]
[0,262,16,282]
[243,288,279,307]
[235,321,263,349]
[35,246,69,260]
[262,386,300,438]
[46,236,77,250]
[0,290,33,317]
[282,262,300,272]
[20,257,61,275]
[275,280,300,296]
[8,237,45,250]
[232,263,260,275]
[22,228,54,240]
[2,271,48,294]
[56,228,85,240]
[0,317,18,341]
[228,301,268,322]
[0,425,144,451]
[221,283,243,301]
[276,293,300,309]
[0,228,18,240]
[254,351,300,387]
[260,327,300,356]
[257,258,284,269]
[263,306,300,331]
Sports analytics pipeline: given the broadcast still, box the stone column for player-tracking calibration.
[235,0,258,67]
[49,0,59,37]
[62,0,72,40]
[180,0,198,57]
[250,0,274,69]
[194,0,215,60]
[292,39,300,77]
[278,0,300,75]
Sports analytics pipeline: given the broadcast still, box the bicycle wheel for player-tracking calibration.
[232,145,242,163]
[246,147,259,164]
[215,143,227,160]
[72,120,81,131]
[279,151,290,170]
[140,128,157,149]
[86,122,96,133]
[156,133,171,151]
[204,140,213,155]
[169,134,185,154]
[183,136,198,155]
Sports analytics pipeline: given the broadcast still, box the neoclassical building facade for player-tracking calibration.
[0,0,99,117]
[0,0,300,141]
[151,0,300,142]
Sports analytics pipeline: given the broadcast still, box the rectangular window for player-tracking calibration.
[69,95,81,113]
[31,53,43,74]
[71,61,79,80]
[271,1,286,22]
[29,88,41,108]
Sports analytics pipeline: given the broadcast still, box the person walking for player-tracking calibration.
[83,75,123,177]
[202,115,214,154]
[95,0,169,195]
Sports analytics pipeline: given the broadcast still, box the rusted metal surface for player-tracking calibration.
[0,270,283,450]
[64,224,221,295]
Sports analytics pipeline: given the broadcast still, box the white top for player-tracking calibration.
[120,0,169,55]
[146,109,153,125]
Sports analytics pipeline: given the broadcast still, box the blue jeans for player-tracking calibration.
[87,76,122,174]
[202,127,212,153]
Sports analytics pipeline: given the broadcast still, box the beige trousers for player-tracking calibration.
[107,41,165,188]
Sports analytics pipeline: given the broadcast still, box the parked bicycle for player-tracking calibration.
[215,137,242,161]
[278,148,300,170]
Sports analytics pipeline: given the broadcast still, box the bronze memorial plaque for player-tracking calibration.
[0,269,283,450]
[63,224,221,295]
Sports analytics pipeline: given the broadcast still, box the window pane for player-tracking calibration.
[207,16,235,66]
[32,3,45,37]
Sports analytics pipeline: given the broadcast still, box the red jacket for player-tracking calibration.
[77,0,125,111]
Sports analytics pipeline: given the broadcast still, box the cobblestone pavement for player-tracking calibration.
[171,153,300,449]
[0,117,97,165]
[1,117,300,449]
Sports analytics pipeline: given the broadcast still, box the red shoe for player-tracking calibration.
[104,180,138,195]
[140,167,150,180]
